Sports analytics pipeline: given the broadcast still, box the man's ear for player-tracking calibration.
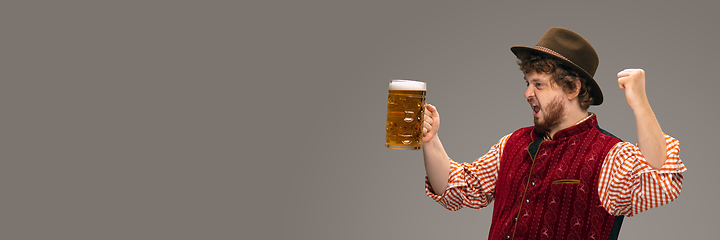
[567,80,581,100]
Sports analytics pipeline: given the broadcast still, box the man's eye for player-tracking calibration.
[535,83,543,87]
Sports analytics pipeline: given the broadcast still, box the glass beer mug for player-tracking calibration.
[385,80,426,150]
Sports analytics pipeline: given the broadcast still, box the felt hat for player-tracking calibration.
[511,27,603,105]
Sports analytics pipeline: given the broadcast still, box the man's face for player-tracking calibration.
[524,71,567,134]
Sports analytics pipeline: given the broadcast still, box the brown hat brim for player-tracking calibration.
[511,46,603,105]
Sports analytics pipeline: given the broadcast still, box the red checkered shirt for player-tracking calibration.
[425,118,686,217]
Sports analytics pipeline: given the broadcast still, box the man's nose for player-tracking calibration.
[524,86,534,100]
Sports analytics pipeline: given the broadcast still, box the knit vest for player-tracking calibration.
[488,115,623,240]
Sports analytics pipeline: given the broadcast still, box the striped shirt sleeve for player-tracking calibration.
[425,134,512,211]
[598,134,687,217]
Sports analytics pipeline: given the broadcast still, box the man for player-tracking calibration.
[421,27,686,240]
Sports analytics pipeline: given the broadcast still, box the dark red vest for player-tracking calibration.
[488,115,622,240]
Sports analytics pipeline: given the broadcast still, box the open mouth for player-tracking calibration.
[532,103,540,114]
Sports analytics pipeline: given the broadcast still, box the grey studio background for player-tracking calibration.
[2,1,717,239]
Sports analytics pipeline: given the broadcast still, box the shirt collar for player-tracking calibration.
[534,113,597,141]
[574,112,594,126]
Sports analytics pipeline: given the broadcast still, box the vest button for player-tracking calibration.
[506,235,510,239]
[526,199,530,204]
[514,217,518,222]
[531,181,535,186]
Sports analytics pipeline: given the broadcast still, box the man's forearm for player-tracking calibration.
[423,135,451,195]
[617,69,667,170]
[634,104,667,170]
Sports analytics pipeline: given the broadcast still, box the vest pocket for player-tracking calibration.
[551,179,580,184]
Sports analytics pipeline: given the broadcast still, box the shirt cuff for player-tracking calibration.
[424,176,445,201]
[636,134,687,174]
[424,160,466,201]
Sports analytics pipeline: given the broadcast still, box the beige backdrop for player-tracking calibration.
[3,1,716,239]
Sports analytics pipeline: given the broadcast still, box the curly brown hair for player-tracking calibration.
[517,54,593,109]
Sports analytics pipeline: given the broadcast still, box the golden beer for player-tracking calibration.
[386,80,426,150]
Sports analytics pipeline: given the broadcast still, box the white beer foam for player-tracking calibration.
[389,80,426,91]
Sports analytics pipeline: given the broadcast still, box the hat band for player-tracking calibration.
[533,46,571,63]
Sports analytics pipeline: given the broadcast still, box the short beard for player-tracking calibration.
[534,96,565,135]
